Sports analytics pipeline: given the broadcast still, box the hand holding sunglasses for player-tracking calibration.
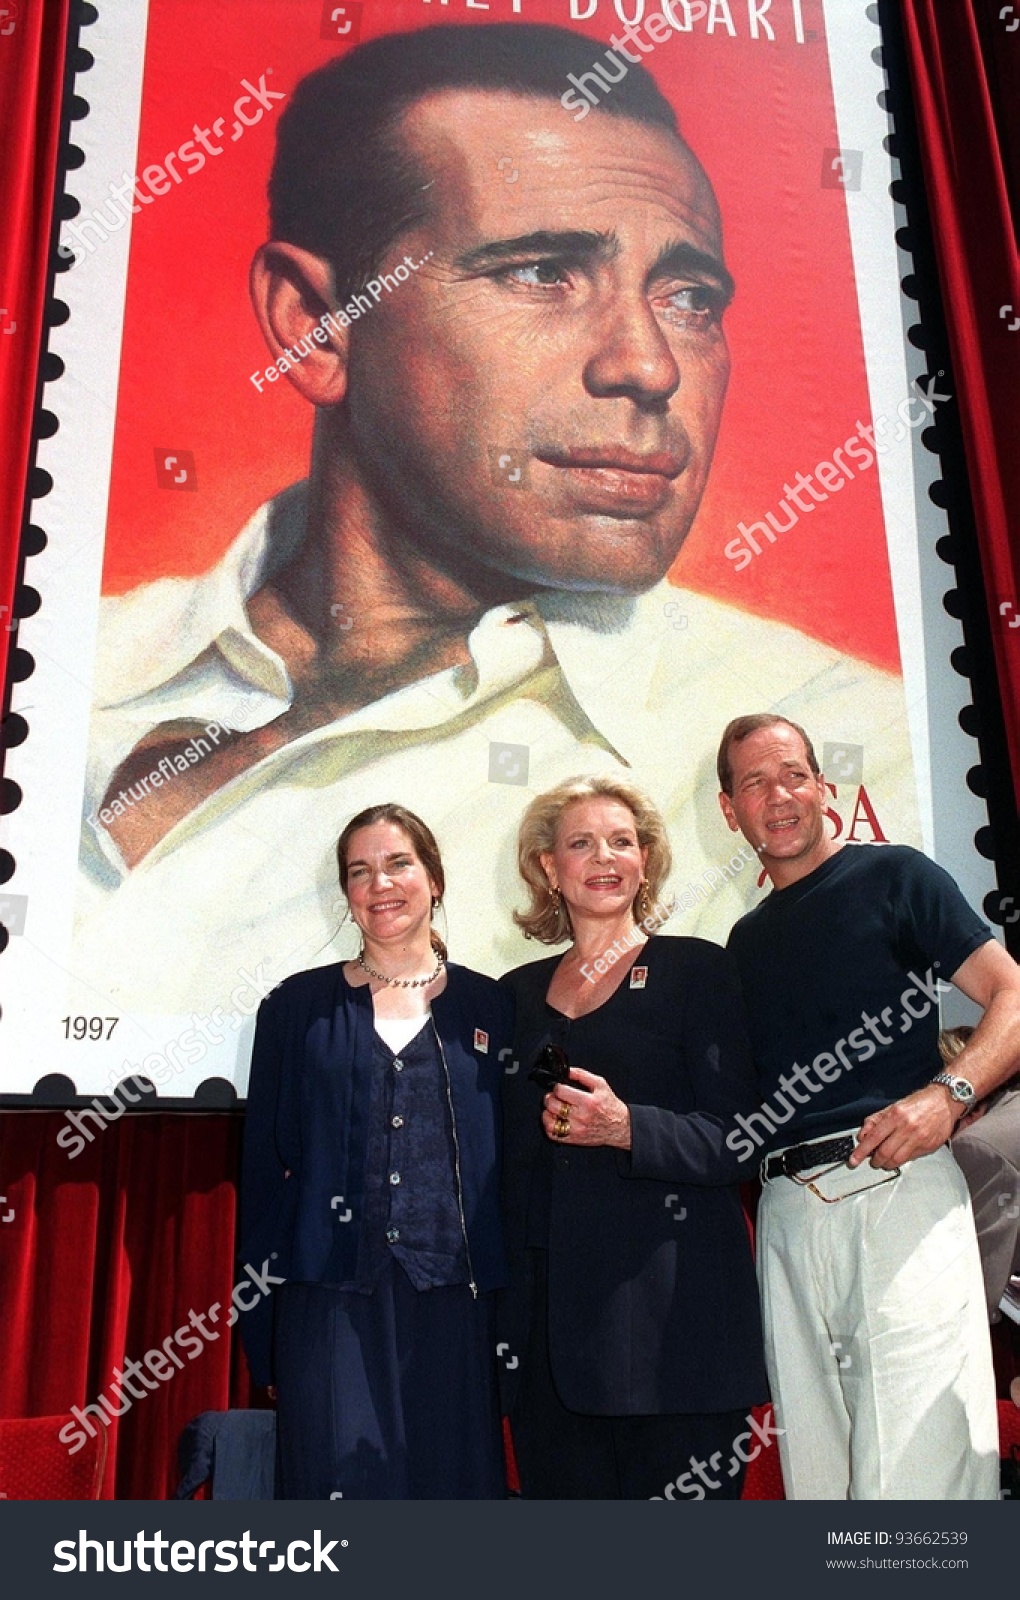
[528,1042,594,1094]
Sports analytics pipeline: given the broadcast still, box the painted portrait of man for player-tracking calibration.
[72,18,919,1028]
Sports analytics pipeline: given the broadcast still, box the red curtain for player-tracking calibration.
[0,1111,256,1498]
[0,0,70,689]
[900,0,1020,798]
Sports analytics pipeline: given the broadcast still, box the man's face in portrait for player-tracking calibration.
[339,90,732,598]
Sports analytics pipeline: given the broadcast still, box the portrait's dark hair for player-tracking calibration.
[269,23,682,301]
[716,715,820,796]
[336,803,448,960]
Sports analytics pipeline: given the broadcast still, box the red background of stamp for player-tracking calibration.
[102,0,900,671]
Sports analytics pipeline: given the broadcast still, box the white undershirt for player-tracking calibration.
[373,1009,432,1053]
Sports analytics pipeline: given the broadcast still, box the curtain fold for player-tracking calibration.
[0,1112,256,1499]
[899,0,1020,797]
[0,0,71,690]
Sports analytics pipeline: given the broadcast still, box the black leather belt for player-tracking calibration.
[762,1134,856,1182]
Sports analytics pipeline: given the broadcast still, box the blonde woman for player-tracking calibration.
[499,776,767,1500]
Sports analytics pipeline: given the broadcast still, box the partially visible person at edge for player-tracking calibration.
[498,775,769,1500]
[239,804,512,1499]
[942,1025,1020,1325]
[717,713,1020,1501]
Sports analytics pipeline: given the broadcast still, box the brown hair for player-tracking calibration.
[336,803,447,961]
[716,714,820,796]
[513,775,672,946]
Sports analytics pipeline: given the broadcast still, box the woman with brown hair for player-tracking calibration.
[241,803,512,1499]
[500,776,768,1499]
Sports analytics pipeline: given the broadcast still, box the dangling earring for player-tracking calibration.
[431,897,440,913]
[548,884,561,911]
[639,879,651,920]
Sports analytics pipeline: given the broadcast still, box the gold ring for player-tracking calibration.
[554,1110,570,1139]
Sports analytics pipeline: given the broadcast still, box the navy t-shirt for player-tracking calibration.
[726,844,990,1153]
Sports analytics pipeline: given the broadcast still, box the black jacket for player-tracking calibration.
[499,937,768,1415]
[239,961,513,1386]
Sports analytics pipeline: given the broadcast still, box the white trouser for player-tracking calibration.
[757,1138,999,1500]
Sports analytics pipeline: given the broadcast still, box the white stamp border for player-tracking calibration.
[0,0,992,1100]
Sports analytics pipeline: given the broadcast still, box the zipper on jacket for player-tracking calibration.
[430,1017,478,1299]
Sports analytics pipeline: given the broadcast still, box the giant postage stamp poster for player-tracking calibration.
[1,0,983,1101]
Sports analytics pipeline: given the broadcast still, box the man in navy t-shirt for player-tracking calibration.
[716,713,1020,1501]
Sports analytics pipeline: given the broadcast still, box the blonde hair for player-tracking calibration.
[513,776,672,945]
[937,1025,974,1066]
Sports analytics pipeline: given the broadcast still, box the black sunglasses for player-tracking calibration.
[527,1043,592,1094]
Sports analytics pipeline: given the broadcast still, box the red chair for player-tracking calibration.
[0,1416,107,1499]
[999,1398,1020,1456]
[740,1404,785,1499]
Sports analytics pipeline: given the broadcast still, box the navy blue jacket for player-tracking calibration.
[499,938,768,1416]
[239,961,513,1386]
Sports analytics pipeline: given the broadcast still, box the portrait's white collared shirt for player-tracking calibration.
[73,484,921,1030]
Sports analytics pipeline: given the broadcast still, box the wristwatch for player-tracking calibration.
[931,1071,977,1107]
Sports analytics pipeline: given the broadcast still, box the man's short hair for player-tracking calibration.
[716,714,821,795]
[269,23,681,302]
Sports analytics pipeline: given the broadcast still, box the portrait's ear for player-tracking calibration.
[249,241,349,407]
[538,851,558,892]
[718,791,740,834]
